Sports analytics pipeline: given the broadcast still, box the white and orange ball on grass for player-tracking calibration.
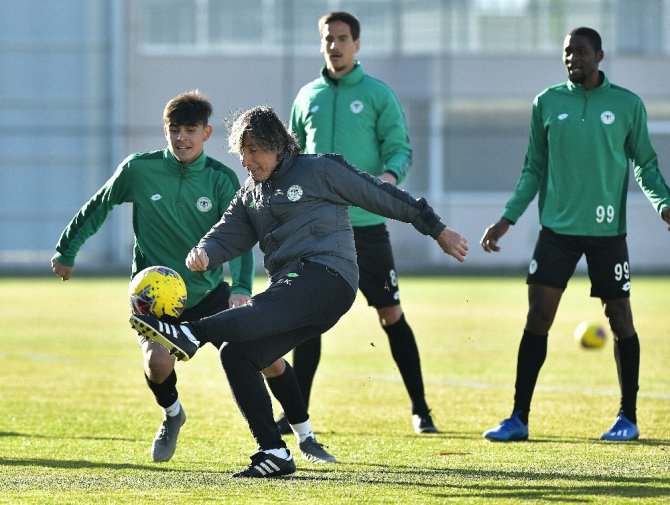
[129,266,187,318]
[573,321,608,349]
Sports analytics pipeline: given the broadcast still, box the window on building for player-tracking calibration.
[138,0,669,56]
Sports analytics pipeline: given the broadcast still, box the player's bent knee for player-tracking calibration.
[525,311,553,335]
[261,358,286,379]
[377,305,402,326]
[602,299,634,339]
[144,360,175,383]
[143,344,176,381]
[219,342,246,367]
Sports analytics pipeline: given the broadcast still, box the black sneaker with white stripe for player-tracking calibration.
[232,451,296,478]
[130,314,200,361]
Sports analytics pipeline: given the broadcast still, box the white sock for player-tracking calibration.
[163,399,181,418]
[290,419,314,443]
[264,447,291,460]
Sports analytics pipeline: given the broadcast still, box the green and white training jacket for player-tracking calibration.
[290,62,412,228]
[53,148,254,308]
[504,72,670,236]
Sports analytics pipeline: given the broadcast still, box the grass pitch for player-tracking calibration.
[1,275,669,504]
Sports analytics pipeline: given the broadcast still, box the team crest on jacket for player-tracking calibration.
[287,185,303,202]
[350,100,364,114]
[600,111,615,125]
[196,197,212,212]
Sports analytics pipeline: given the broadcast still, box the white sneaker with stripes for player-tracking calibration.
[232,450,296,478]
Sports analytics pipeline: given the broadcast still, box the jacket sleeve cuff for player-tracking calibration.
[501,213,517,226]
[230,286,252,297]
[430,222,447,240]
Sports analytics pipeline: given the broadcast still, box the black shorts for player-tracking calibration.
[527,227,631,299]
[353,223,400,308]
[180,282,231,322]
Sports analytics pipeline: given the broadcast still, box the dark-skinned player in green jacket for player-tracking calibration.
[480,27,670,443]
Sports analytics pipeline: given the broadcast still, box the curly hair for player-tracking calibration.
[227,106,301,158]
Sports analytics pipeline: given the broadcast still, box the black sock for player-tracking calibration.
[145,369,178,409]
[513,330,548,425]
[614,333,640,424]
[189,313,237,348]
[384,314,430,416]
[291,336,322,409]
[266,362,309,425]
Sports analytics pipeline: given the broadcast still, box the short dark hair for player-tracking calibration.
[318,11,360,41]
[227,106,301,158]
[568,27,602,53]
[163,90,213,126]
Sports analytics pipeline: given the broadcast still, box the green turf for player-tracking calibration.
[1,275,669,504]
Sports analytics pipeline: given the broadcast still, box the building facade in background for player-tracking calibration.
[2,0,669,274]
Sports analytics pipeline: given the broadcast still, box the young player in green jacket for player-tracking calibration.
[284,11,439,435]
[52,91,334,464]
[480,27,670,442]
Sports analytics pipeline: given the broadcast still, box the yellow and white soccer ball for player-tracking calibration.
[128,266,187,318]
[574,321,607,349]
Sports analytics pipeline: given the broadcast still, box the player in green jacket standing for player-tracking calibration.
[480,27,670,442]
[52,91,333,464]
[285,11,439,434]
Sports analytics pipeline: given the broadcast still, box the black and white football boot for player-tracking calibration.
[130,314,200,361]
[232,450,296,478]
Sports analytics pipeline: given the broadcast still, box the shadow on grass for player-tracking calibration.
[519,436,670,447]
[427,471,670,502]
[0,431,136,442]
[0,456,223,474]
[355,462,670,483]
[382,430,670,447]
[291,462,670,501]
[3,455,668,501]
[431,482,670,502]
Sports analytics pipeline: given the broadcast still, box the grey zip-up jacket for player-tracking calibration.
[197,154,445,291]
